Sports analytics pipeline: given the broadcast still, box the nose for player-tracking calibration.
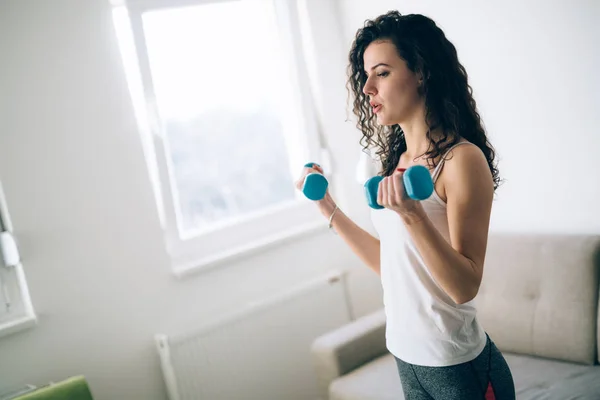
[362,76,377,96]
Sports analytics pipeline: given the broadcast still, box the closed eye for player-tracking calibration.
[377,71,389,77]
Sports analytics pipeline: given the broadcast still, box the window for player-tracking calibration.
[113,0,328,276]
[0,179,36,338]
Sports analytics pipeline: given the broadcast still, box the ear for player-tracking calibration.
[416,69,429,85]
[415,72,424,88]
[416,73,424,92]
[416,71,426,95]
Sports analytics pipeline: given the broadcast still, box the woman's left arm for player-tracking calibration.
[380,145,494,304]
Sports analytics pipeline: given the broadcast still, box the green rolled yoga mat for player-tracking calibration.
[12,376,93,400]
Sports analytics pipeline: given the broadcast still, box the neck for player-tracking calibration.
[400,118,435,160]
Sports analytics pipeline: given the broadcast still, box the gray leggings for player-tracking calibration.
[394,334,515,400]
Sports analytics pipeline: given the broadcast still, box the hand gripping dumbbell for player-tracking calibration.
[364,165,434,209]
[301,163,328,201]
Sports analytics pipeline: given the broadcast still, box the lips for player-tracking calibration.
[370,101,382,114]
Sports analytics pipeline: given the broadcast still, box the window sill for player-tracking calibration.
[172,219,329,279]
[0,313,37,339]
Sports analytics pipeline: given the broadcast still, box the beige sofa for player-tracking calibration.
[311,233,600,399]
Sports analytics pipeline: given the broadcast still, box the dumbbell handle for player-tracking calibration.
[364,165,434,209]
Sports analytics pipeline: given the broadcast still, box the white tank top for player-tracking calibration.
[370,141,487,367]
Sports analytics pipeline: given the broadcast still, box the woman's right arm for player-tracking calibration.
[296,165,381,275]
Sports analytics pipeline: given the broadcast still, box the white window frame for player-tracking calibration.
[0,180,37,338]
[116,0,331,277]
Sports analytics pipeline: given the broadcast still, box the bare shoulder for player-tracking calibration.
[446,142,489,171]
[438,141,493,201]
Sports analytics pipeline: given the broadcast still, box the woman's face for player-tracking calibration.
[362,40,423,126]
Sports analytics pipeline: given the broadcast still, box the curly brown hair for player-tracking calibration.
[348,11,501,190]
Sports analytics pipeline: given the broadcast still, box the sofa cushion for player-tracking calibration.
[476,234,600,364]
[329,352,600,400]
[503,352,600,399]
[329,354,403,400]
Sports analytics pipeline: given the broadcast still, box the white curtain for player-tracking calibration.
[355,147,379,185]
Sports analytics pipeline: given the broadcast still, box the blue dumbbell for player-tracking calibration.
[364,165,434,209]
[302,162,328,201]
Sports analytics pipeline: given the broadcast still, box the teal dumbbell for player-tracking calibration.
[302,163,328,201]
[364,165,434,209]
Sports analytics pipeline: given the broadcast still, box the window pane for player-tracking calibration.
[142,1,298,235]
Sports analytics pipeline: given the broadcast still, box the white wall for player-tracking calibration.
[0,1,373,399]
[338,0,600,234]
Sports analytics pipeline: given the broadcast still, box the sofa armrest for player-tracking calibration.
[310,309,388,399]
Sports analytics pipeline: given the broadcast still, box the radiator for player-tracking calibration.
[155,270,352,400]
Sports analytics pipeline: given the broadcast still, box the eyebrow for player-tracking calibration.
[365,63,391,73]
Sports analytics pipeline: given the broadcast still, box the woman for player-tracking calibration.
[297,11,515,400]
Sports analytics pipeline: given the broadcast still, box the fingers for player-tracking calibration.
[377,177,391,207]
[385,176,393,206]
[295,164,323,191]
[389,175,397,206]
[377,176,394,207]
[391,170,405,204]
[377,171,406,209]
[311,163,324,174]
[295,168,311,190]
[303,163,323,176]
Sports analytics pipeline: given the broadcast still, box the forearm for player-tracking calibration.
[401,212,479,304]
[319,197,381,275]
